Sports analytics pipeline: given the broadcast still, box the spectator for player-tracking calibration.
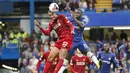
[126,41,130,60]
[111,32,119,41]
[104,34,110,42]
[41,33,49,44]
[27,59,35,73]
[126,0,130,9]
[101,8,108,12]
[120,30,128,41]
[69,0,79,11]
[31,55,38,67]
[19,58,30,73]
[79,0,87,9]
[85,3,96,12]
[22,47,32,59]
[123,4,130,10]
[43,40,49,52]
[58,0,67,12]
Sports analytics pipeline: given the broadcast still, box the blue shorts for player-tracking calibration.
[68,39,90,55]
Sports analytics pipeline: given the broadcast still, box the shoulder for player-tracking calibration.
[48,20,54,25]
[83,55,89,59]
[59,14,68,19]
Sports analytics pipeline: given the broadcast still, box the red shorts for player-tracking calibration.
[54,35,73,51]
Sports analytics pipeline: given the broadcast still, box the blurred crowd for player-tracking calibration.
[113,0,130,11]
[56,0,130,12]
[57,0,96,12]
[1,27,130,73]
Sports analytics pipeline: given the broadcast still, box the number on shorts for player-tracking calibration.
[62,41,68,48]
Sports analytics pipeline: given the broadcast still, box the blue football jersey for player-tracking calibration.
[98,51,119,73]
[68,16,89,42]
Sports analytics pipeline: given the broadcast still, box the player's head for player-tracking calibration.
[48,3,59,20]
[103,43,110,53]
[75,8,82,19]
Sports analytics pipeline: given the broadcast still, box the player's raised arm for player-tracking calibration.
[70,9,84,28]
[34,20,52,35]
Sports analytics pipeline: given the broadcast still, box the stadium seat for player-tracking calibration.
[6,43,18,49]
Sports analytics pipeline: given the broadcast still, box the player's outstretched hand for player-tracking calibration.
[70,10,75,19]
[34,20,40,27]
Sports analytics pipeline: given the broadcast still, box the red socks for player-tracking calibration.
[43,61,53,73]
[54,59,64,73]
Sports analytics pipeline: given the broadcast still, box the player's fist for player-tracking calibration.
[70,10,75,18]
[34,20,40,27]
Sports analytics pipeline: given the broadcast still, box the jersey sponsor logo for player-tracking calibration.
[62,41,68,48]
[76,62,85,65]
[102,60,110,64]
[53,23,61,29]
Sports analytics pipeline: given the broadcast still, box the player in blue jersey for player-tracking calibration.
[58,8,99,73]
[98,43,121,73]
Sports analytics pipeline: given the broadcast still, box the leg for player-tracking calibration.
[56,36,73,73]
[54,48,68,73]
[43,47,59,73]
[78,40,99,69]
[58,54,73,73]
[58,42,77,73]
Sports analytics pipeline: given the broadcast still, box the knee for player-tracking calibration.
[87,51,93,58]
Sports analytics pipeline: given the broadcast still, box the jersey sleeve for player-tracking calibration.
[82,16,89,27]
[61,14,74,31]
[70,56,77,73]
[39,22,52,35]
[112,53,119,68]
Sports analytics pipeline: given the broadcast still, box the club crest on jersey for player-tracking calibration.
[53,23,61,29]
[108,58,111,60]
[76,62,85,65]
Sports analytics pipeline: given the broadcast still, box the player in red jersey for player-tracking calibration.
[34,3,74,73]
[35,51,59,73]
[70,48,93,73]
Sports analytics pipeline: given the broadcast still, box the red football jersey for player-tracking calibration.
[36,51,59,73]
[70,55,93,73]
[39,14,74,37]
